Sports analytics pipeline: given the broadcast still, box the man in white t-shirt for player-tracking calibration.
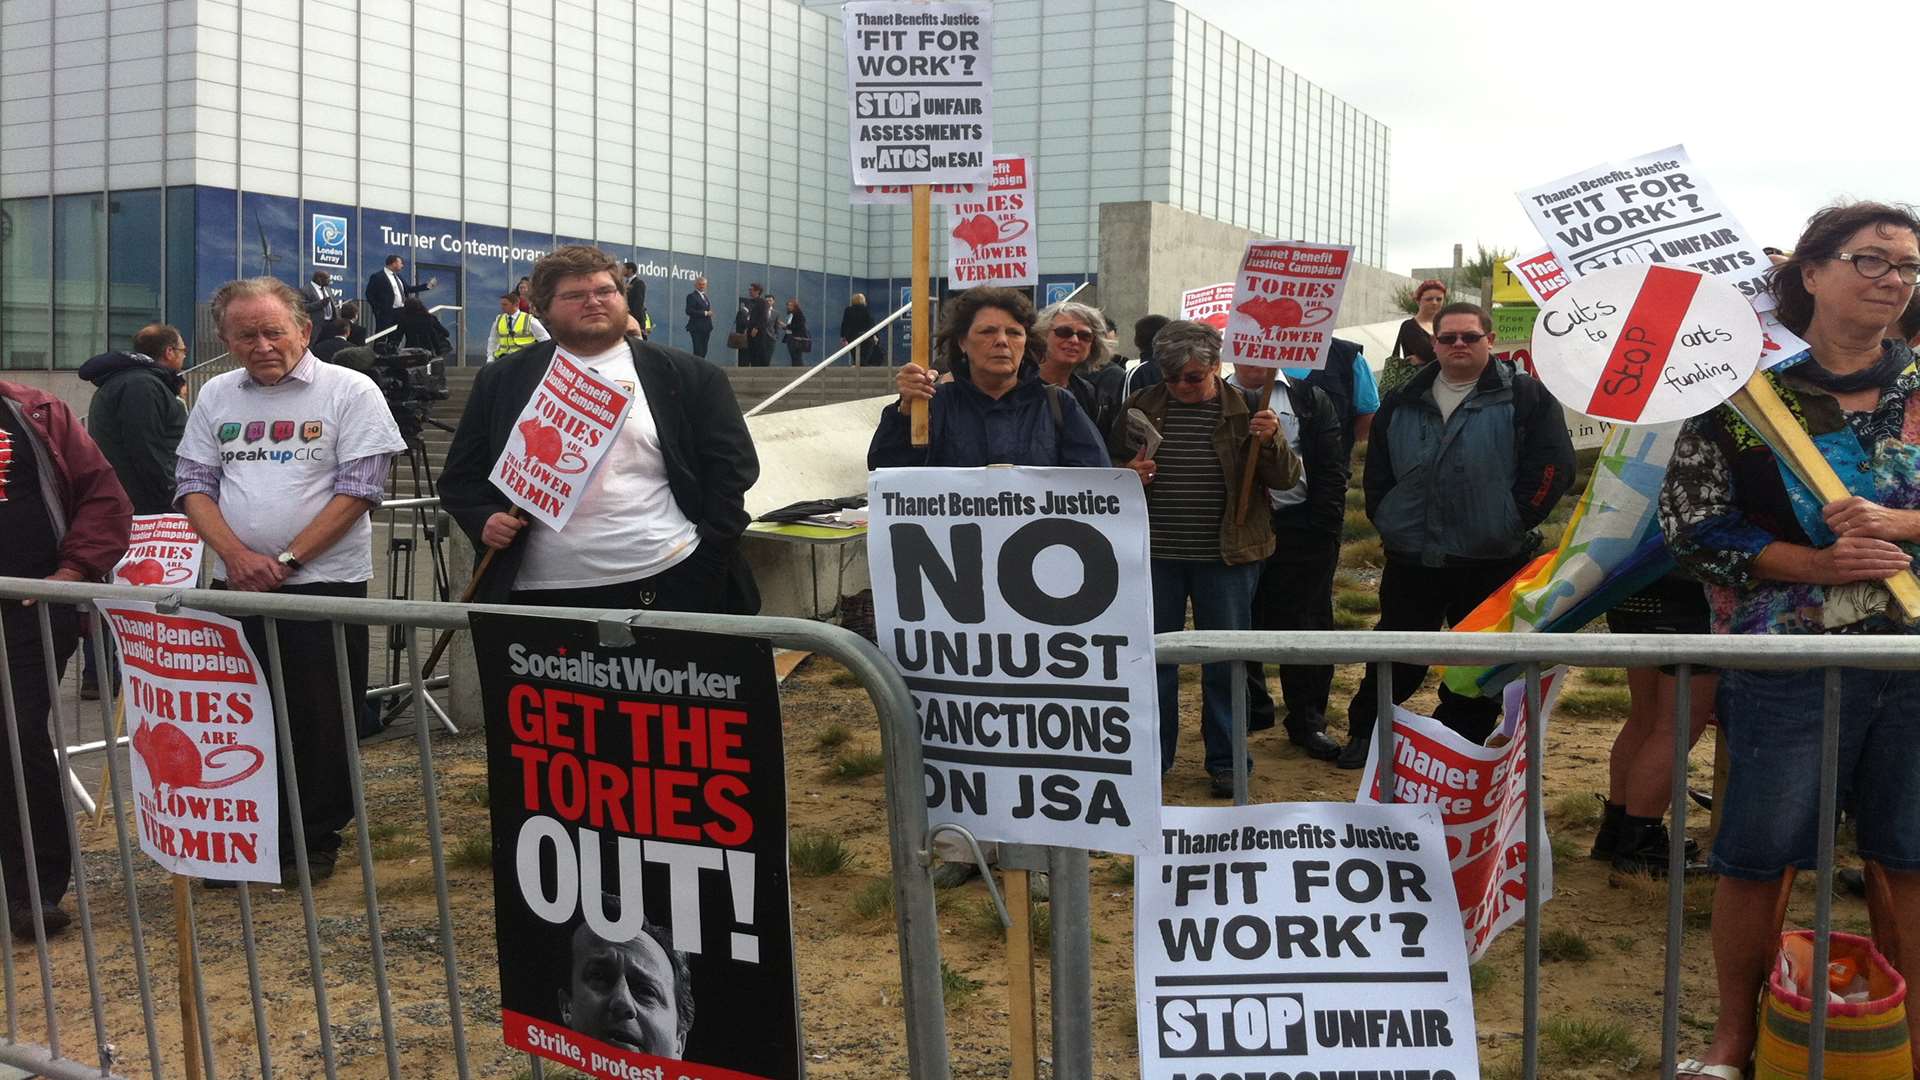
[440,245,760,613]
[175,276,406,884]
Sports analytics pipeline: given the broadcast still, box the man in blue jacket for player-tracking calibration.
[1338,302,1574,767]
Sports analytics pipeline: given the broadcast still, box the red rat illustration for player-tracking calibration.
[516,417,589,474]
[950,214,1029,253]
[1237,295,1333,333]
[132,718,264,799]
[115,559,193,586]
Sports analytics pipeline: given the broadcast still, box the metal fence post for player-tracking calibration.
[1808,666,1844,1077]
[1047,846,1093,1079]
[1661,664,1692,1080]
[1522,663,1543,1080]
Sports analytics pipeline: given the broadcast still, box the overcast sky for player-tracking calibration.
[1177,0,1920,274]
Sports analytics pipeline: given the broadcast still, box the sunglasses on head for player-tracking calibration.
[1050,326,1095,343]
[1434,331,1487,346]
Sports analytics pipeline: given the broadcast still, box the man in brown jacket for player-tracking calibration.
[0,381,132,933]
[1111,320,1298,797]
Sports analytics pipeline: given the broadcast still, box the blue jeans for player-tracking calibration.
[1712,666,1920,879]
[1151,558,1261,775]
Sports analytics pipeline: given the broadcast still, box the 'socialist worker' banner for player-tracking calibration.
[869,467,1162,856]
[112,513,205,587]
[96,601,278,883]
[492,352,636,532]
[1357,672,1566,963]
[1137,802,1480,1080]
[471,614,799,1080]
[1179,283,1236,332]
[842,0,993,186]
[946,155,1036,288]
[1223,241,1355,371]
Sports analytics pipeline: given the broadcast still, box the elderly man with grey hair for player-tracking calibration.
[1036,300,1127,436]
[1110,320,1300,797]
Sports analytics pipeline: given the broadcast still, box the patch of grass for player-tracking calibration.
[1334,608,1373,630]
[829,750,885,781]
[1469,963,1496,994]
[1550,791,1602,826]
[1030,902,1052,951]
[1341,536,1385,568]
[814,723,853,751]
[1345,487,1366,510]
[366,821,405,842]
[790,830,854,877]
[1480,1055,1523,1080]
[940,960,983,1009]
[1582,666,1628,686]
[1106,860,1135,886]
[378,874,439,901]
[1334,587,1380,615]
[1333,569,1368,591]
[850,879,894,921]
[368,834,425,861]
[1611,933,1638,953]
[1549,835,1579,863]
[448,834,493,871]
[1539,928,1593,963]
[828,669,862,688]
[1556,685,1632,719]
[459,781,490,806]
[1540,1014,1643,1069]
[1341,508,1378,541]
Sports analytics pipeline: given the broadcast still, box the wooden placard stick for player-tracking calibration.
[173,875,204,1080]
[422,507,526,678]
[1730,375,1920,621]
[1004,869,1038,1080]
[91,696,125,829]
[1233,380,1277,526]
[910,184,933,447]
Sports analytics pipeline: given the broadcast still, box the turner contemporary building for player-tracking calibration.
[0,0,1389,381]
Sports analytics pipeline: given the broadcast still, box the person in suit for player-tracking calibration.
[734,283,775,367]
[364,255,430,333]
[338,301,368,346]
[302,271,338,325]
[623,262,649,339]
[439,245,760,615]
[840,293,882,366]
[685,275,714,357]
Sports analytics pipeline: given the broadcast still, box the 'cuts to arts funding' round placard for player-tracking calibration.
[1530,263,1762,425]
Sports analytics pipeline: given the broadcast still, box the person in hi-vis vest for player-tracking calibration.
[486,293,549,360]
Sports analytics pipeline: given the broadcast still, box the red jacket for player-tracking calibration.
[0,381,133,580]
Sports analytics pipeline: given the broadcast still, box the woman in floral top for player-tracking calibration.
[1657,201,1920,1080]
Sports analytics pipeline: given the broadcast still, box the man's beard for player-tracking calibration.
[553,316,627,355]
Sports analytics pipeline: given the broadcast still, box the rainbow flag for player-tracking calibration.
[1442,421,1682,697]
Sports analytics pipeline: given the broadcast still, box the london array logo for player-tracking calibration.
[311,214,348,269]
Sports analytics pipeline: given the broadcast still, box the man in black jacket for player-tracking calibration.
[685,276,714,357]
[622,261,649,339]
[79,324,188,515]
[439,246,760,613]
[364,254,430,333]
[1229,363,1348,761]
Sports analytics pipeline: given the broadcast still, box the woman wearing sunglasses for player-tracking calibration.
[1036,300,1125,436]
[1658,202,1920,1080]
[1108,320,1299,797]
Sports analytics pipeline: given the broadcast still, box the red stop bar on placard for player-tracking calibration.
[1585,265,1702,421]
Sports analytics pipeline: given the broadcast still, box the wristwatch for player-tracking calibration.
[276,551,303,572]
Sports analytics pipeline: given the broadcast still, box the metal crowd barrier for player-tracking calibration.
[0,573,1912,1079]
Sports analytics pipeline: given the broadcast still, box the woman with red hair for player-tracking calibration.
[1382,279,1447,393]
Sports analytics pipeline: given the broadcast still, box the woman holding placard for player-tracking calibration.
[1658,201,1920,1079]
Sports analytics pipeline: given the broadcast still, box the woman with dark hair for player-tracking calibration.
[866,286,1105,468]
[781,298,810,366]
[1381,279,1447,394]
[839,292,882,366]
[396,295,452,356]
[1658,201,1920,1080]
[338,301,368,346]
[515,277,533,313]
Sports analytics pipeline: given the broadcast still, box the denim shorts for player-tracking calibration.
[1712,666,1920,880]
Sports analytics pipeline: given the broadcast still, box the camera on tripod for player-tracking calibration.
[327,345,449,436]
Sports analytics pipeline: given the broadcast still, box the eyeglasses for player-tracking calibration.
[553,285,622,306]
[1170,371,1213,386]
[1434,331,1488,346]
[1050,326,1095,343]
[1834,252,1920,286]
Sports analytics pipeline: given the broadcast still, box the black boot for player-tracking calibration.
[1590,799,1626,860]
[1610,816,1699,877]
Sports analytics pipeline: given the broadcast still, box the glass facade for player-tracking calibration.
[0,0,1387,371]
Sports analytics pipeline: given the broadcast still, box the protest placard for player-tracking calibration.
[1179,283,1236,331]
[1531,264,1762,425]
[851,178,980,206]
[1222,241,1354,371]
[1516,144,1774,310]
[471,613,798,1080]
[1505,246,1571,305]
[1137,802,1479,1079]
[868,467,1161,856]
[1358,670,1565,962]
[491,350,636,532]
[1491,304,1536,344]
[842,1,993,186]
[96,601,278,883]
[112,514,204,588]
[947,156,1035,288]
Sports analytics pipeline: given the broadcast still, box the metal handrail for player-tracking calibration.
[182,303,464,370]
[743,300,912,417]
[365,303,462,346]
